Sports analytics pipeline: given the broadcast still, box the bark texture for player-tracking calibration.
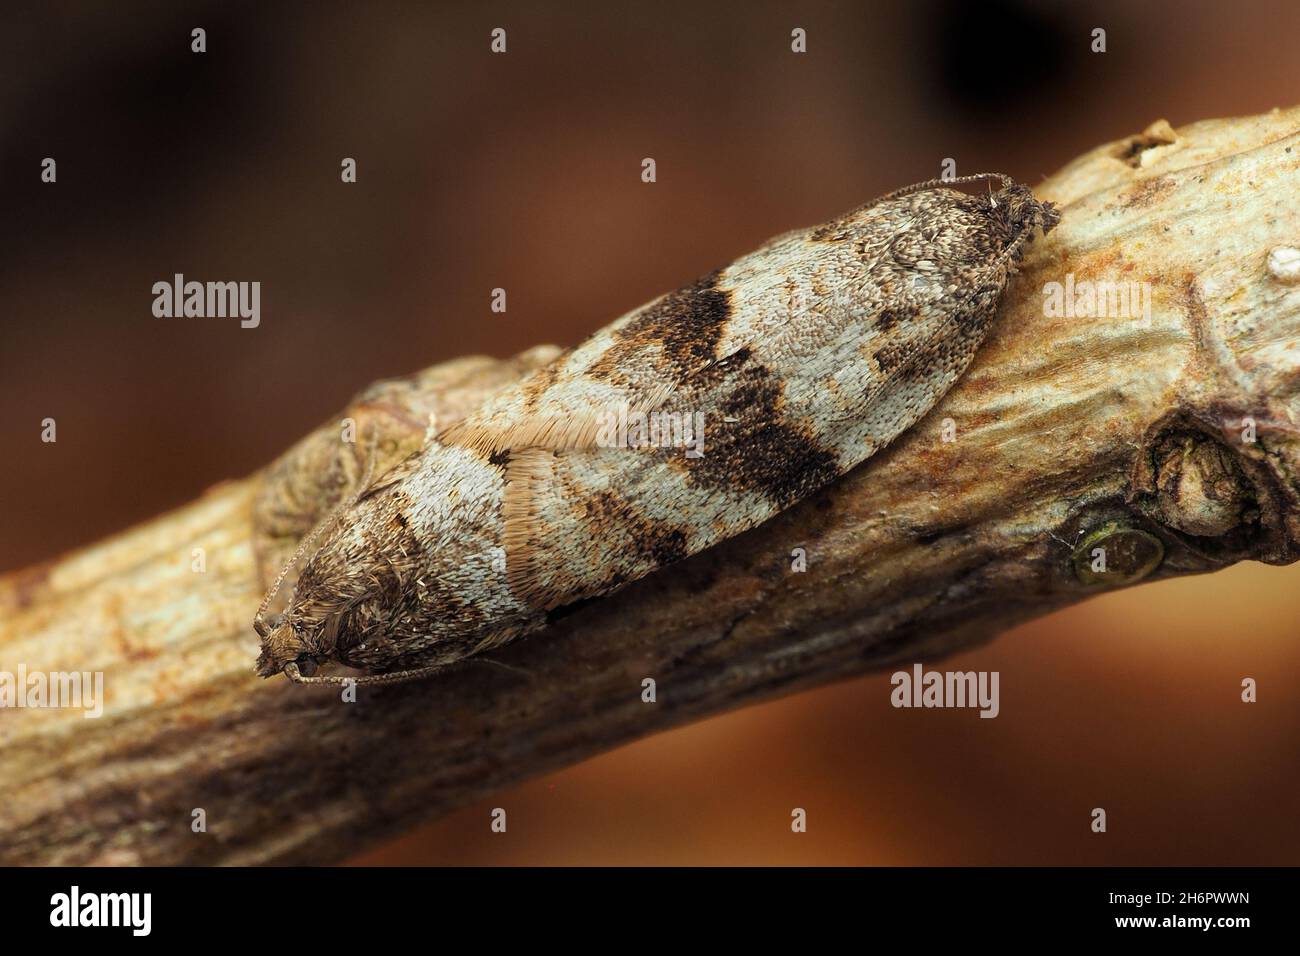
[3,107,1300,865]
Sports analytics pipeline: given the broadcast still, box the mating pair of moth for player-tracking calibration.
[255,174,1060,685]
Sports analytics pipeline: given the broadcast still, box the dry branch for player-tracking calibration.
[3,107,1300,865]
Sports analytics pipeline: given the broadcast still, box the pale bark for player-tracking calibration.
[3,107,1299,865]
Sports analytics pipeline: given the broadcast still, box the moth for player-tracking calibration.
[255,173,1059,684]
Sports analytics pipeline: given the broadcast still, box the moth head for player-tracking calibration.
[254,613,325,679]
[989,182,1061,242]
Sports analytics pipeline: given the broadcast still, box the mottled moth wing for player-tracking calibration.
[257,176,1058,680]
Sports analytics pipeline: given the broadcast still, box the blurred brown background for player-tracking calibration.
[2,0,1297,864]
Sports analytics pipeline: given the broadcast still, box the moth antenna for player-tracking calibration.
[283,660,446,686]
[282,654,531,686]
[254,432,382,634]
[867,172,1015,207]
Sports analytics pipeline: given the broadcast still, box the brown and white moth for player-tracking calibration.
[254,173,1059,684]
